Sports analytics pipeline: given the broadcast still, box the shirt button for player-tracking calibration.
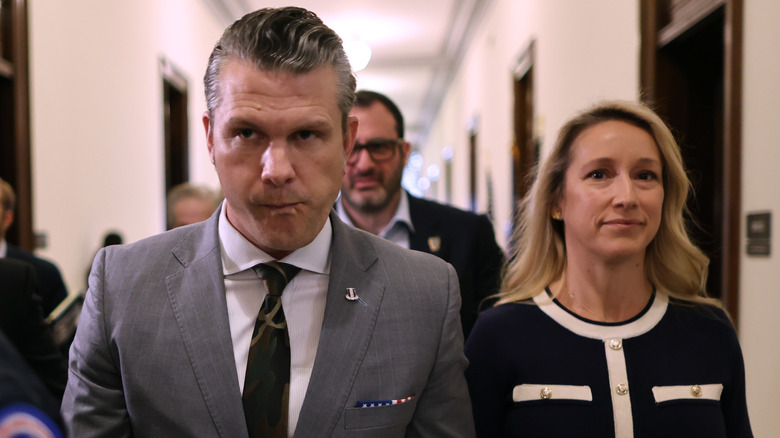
[540,387,552,399]
[616,384,629,395]
[691,385,703,397]
[609,338,622,350]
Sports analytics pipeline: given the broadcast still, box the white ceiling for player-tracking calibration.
[201,0,492,146]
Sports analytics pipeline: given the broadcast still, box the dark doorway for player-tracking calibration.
[641,0,743,320]
[511,41,538,227]
[160,58,189,226]
[0,0,32,249]
[509,41,538,254]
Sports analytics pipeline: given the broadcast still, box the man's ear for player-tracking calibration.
[0,209,14,235]
[344,115,359,158]
[401,140,412,166]
[203,111,216,165]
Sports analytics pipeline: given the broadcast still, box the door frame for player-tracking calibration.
[0,0,32,249]
[640,0,743,321]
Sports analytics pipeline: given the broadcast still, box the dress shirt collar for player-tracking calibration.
[0,239,6,257]
[218,202,332,276]
[336,189,415,236]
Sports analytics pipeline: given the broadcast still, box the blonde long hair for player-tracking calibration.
[497,100,716,306]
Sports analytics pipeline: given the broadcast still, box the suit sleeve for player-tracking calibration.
[406,264,476,438]
[61,248,132,437]
[10,265,68,401]
[719,312,753,438]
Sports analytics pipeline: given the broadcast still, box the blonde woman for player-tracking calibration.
[465,101,752,437]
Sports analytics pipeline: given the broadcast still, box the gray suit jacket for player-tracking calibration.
[62,210,475,437]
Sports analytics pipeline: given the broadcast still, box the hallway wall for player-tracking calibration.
[29,0,224,293]
[739,0,780,432]
[423,0,640,246]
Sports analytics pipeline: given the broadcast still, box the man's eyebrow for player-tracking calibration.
[362,137,399,144]
[295,119,332,131]
[222,114,258,128]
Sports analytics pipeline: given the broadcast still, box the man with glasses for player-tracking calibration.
[338,90,505,338]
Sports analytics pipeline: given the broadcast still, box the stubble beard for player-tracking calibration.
[344,166,404,215]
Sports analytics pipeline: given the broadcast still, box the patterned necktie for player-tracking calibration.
[243,261,301,438]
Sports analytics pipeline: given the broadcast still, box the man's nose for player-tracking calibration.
[261,143,295,185]
[350,147,375,169]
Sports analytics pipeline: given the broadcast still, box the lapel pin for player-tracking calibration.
[345,288,367,306]
[427,236,441,252]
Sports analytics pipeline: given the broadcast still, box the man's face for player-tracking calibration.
[171,197,215,228]
[0,199,12,240]
[203,59,357,258]
[341,102,410,214]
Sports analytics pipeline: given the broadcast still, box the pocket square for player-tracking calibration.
[355,395,414,408]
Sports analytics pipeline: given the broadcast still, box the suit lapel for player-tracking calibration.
[294,214,385,437]
[166,217,247,438]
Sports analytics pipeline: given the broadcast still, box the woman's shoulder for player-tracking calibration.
[664,295,737,334]
[472,299,545,334]
[482,298,539,318]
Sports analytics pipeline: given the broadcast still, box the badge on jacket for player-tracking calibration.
[427,236,441,252]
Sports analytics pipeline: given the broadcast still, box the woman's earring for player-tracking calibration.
[552,211,562,221]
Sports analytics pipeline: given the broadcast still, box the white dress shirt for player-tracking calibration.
[336,190,414,249]
[0,239,7,257]
[218,204,331,437]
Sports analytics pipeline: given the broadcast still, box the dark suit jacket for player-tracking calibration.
[0,258,68,400]
[407,194,505,338]
[0,331,65,435]
[6,244,68,316]
[62,210,475,437]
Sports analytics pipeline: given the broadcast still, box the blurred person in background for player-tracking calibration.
[0,330,65,438]
[166,182,222,229]
[0,258,67,401]
[337,90,504,338]
[0,178,68,316]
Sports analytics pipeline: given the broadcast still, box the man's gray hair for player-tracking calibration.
[204,7,356,132]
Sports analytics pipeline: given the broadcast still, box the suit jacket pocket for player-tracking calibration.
[513,384,593,403]
[652,383,723,405]
[344,397,418,431]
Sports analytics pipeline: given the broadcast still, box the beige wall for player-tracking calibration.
[424,0,640,245]
[739,0,780,433]
[29,0,223,293]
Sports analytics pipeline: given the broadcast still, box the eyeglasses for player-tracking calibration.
[347,138,402,165]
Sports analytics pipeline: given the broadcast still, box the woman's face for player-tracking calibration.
[557,120,664,265]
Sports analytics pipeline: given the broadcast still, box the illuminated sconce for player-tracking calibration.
[344,40,372,71]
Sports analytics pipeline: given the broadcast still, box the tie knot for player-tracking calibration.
[252,262,301,297]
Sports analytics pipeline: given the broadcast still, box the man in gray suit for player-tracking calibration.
[62,7,474,438]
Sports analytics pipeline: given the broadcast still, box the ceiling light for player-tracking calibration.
[344,40,372,72]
